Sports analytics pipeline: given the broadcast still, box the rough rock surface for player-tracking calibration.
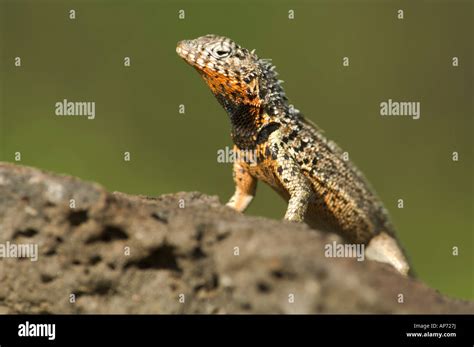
[0,162,472,314]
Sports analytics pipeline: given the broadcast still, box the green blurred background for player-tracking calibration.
[0,0,472,300]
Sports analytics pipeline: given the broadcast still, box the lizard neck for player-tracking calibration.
[211,59,294,150]
[257,59,291,117]
[215,93,263,150]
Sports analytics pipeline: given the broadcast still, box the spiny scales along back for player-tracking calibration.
[177,34,411,276]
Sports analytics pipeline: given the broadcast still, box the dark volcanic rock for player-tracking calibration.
[0,162,472,314]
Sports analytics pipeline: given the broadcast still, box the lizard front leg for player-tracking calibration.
[269,137,313,222]
[226,157,257,213]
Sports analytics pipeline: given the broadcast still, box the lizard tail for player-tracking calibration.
[365,232,412,277]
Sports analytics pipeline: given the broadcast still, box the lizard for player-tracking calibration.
[176,34,411,276]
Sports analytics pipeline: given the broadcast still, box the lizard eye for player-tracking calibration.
[212,46,231,59]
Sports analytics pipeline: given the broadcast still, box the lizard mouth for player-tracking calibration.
[176,41,188,58]
[176,40,198,65]
[176,40,209,74]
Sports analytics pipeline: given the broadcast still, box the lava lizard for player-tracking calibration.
[176,34,411,276]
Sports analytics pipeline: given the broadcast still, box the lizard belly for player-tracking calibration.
[246,162,285,193]
[240,145,289,198]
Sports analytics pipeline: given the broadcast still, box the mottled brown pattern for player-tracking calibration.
[177,35,411,275]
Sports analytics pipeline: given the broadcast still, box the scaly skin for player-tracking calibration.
[176,35,411,275]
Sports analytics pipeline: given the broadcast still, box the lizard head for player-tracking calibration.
[177,35,290,149]
[177,35,263,108]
